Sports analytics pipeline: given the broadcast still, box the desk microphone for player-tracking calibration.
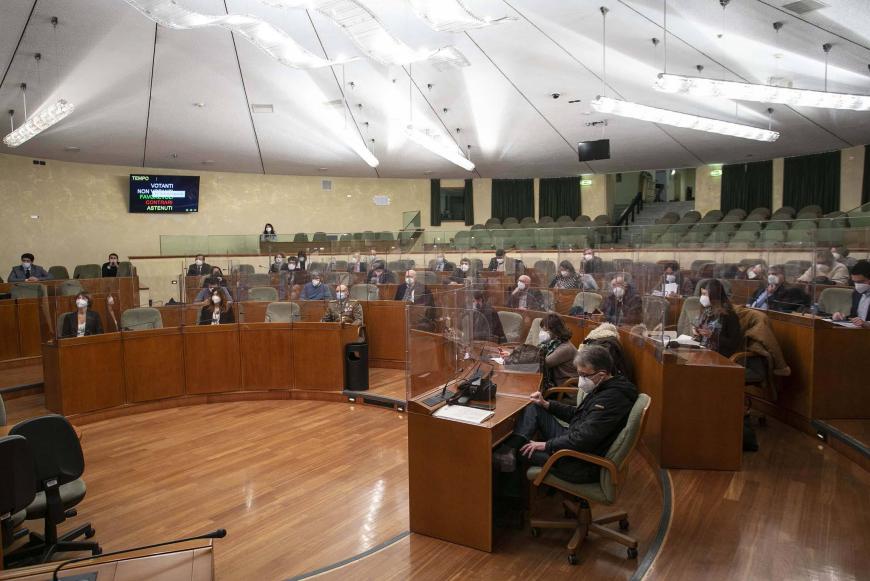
[52,529,227,581]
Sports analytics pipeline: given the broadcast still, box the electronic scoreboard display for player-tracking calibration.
[129,174,200,213]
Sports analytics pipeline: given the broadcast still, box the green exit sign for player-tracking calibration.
[580,179,593,186]
[710,169,723,177]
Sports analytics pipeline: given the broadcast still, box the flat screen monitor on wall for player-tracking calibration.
[578,139,611,162]
[129,174,200,213]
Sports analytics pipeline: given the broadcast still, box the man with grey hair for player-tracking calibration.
[300,270,332,300]
[507,274,544,311]
[497,344,638,483]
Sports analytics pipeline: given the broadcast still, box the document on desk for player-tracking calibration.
[673,334,702,347]
[433,404,494,424]
[822,318,863,328]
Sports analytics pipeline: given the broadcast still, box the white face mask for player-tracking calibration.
[699,294,711,308]
[496,258,504,264]
[275,257,283,264]
[832,252,841,260]
[584,254,593,261]
[211,295,221,304]
[288,263,296,271]
[405,277,414,285]
[312,279,321,287]
[578,375,597,394]
[747,270,757,280]
[855,282,870,295]
[666,274,676,283]
[767,274,779,285]
[538,330,551,343]
[612,286,625,298]
[460,264,469,272]
[266,227,273,233]
[75,298,88,309]
[350,257,357,263]
[437,256,444,262]
[336,292,347,300]
[516,281,526,290]
[195,259,203,266]
[560,270,569,277]
[22,261,31,269]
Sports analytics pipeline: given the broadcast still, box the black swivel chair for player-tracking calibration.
[7,415,101,565]
[1,435,37,567]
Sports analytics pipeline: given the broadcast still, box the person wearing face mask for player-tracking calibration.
[447,258,475,285]
[581,248,603,275]
[322,284,364,326]
[283,256,310,289]
[61,293,103,338]
[9,253,51,282]
[101,253,121,278]
[471,291,506,343]
[270,253,289,273]
[507,275,544,310]
[798,249,849,285]
[195,276,233,305]
[598,275,642,325]
[657,262,681,296]
[367,260,397,285]
[831,246,857,268]
[549,260,597,290]
[536,314,578,388]
[431,253,455,273]
[394,270,434,306]
[693,279,743,357]
[747,267,810,312]
[488,249,525,277]
[199,288,235,325]
[300,271,333,300]
[261,223,277,241]
[832,260,870,328]
[346,252,367,274]
[186,255,211,276]
[495,346,637,484]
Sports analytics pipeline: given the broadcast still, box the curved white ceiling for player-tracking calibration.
[0,0,868,178]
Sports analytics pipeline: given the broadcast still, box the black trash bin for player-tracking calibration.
[344,342,369,391]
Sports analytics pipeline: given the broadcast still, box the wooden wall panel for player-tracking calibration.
[123,327,186,402]
[183,325,242,394]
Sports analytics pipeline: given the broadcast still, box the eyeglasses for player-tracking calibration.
[578,371,601,379]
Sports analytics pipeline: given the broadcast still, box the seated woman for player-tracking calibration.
[797,249,849,285]
[538,314,578,388]
[658,262,681,296]
[693,279,743,357]
[261,223,277,241]
[199,288,235,325]
[549,260,597,290]
[61,293,104,338]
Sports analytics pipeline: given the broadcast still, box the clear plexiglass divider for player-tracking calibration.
[43,283,128,343]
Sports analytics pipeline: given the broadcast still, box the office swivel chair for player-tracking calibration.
[1,435,37,566]
[7,415,101,565]
[526,394,651,565]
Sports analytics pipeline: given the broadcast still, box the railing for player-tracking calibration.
[613,192,645,243]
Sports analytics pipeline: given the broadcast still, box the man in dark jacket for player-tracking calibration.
[471,291,506,343]
[599,275,642,325]
[832,259,870,328]
[505,345,638,483]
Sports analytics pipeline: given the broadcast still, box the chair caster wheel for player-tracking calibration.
[85,527,96,539]
[619,518,629,531]
[568,554,578,565]
[627,547,638,559]
[530,527,539,538]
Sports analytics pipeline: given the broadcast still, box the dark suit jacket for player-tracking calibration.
[8,264,51,281]
[599,291,642,325]
[269,263,289,273]
[101,263,118,278]
[187,263,211,276]
[848,290,866,319]
[472,305,506,343]
[393,283,434,306]
[61,311,103,338]
[506,289,544,311]
[198,306,235,325]
[748,284,810,313]
[368,269,397,284]
[347,261,368,274]
[582,257,604,274]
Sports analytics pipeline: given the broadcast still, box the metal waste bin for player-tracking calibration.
[344,342,369,391]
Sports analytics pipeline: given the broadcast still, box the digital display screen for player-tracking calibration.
[129,174,199,213]
[578,139,610,162]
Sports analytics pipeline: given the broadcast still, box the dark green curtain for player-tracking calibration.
[720,160,773,213]
[491,178,534,221]
[539,177,581,219]
[463,179,474,226]
[862,145,869,206]
[783,150,840,214]
[430,179,441,226]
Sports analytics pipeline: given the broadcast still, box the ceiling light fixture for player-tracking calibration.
[407,0,515,32]
[405,125,475,171]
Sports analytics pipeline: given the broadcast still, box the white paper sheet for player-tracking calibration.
[433,404,494,424]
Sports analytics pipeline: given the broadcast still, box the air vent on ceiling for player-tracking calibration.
[250,104,274,114]
[781,0,828,15]
[321,179,333,191]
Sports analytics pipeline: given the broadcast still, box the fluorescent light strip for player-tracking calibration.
[122,0,346,69]
[404,125,474,170]
[407,0,515,32]
[655,73,870,112]
[591,96,779,142]
[3,100,75,148]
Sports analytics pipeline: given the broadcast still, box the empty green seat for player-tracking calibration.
[73,264,101,279]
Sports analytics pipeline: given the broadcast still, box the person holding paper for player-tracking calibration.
[693,279,743,357]
[658,262,681,297]
[832,260,870,328]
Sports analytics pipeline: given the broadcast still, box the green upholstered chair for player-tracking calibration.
[526,393,651,564]
[120,307,163,331]
[677,296,701,336]
[116,261,134,277]
[73,264,101,279]
[818,288,853,317]
[350,284,379,301]
[59,280,84,296]
[10,283,47,299]
[48,266,69,280]
[497,310,523,343]
[247,286,278,302]
[265,302,301,323]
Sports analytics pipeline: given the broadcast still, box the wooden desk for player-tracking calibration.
[361,300,407,368]
[42,333,126,415]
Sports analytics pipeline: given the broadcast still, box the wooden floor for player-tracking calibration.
[827,419,870,448]
[363,368,406,401]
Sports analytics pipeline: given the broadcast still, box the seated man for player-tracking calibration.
[102,253,121,277]
[300,271,332,300]
[581,248,604,274]
[471,291,506,343]
[747,267,810,312]
[322,284,364,326]
[194,276,233,304]
[394,270,434,306]
[488,248,524,276]
[270,253,289,273]
[507,275,544,310]
[283,255,310,288]
[599,275,641,325]
[187,254,210,276]
[367,260,397,284]
[432,252,455,273]
[347,252,367,274]
[447,258,474,285]
[498,345,638,483]
[798,249,849,285]
[8,253,51,282]
[832,259,870,328]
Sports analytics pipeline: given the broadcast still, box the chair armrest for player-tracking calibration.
[542,387,579,402]
[729,351,751,365]
[533,449,620,487]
